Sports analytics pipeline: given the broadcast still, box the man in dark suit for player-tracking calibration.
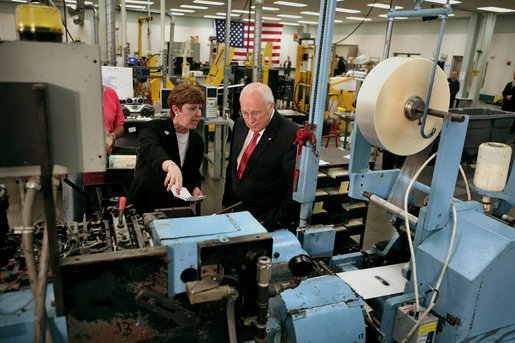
[283,56,292,78]
[448,71,460,108]
[502,71,515,113]
[223,83,299,231]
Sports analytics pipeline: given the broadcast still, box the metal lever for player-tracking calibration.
[131,285,196,326]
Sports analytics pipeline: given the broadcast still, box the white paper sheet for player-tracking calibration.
[337,263,407,299]
[171,185,206,202]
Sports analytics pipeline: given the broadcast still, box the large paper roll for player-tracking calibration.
[356,57,449,156]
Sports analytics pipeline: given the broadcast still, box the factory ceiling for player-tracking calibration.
[102,0,515,25]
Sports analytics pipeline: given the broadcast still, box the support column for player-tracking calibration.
[98,0,107,63]
[470,13,496,106]
[459,13,480,98]
[105,0,116,66]
[293,0,337,227]
[120,0,127,66]
[253,0,263,82]
[160,0,166,86]
[222,0,232,119]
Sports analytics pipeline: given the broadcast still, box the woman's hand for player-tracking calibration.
[162,160,183,192]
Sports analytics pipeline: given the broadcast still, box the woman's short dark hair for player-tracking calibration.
[167,83,205,117]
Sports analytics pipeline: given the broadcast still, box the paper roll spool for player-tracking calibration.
[356,57,449,156]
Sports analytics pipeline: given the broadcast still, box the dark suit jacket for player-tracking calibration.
[222,110,299,231]
[127,118,203,213]
[502,81,515,112]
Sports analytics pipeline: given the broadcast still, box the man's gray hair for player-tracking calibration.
[240,82,275,105]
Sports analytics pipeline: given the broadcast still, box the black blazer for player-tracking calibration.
[502,81,515,112]
[127,118,203,213]
[222,110,299,231]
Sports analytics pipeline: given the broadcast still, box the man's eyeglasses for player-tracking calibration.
[239,110,266,119]
[239,104,271,119]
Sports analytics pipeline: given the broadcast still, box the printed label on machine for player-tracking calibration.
[417,322,436,343]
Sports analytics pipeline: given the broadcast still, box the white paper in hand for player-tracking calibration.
[171,185,206,202]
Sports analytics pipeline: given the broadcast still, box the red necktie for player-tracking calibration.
[237,132,260,179]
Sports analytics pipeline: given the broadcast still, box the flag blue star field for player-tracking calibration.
[215,19,244,48]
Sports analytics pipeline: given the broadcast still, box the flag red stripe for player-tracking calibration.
[233,52,281,56]
[241,38,282,43]
[245,30,283,35]
[246,23,284,28]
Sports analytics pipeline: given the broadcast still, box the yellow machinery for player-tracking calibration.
[244,42,274,84]
[135,55,174,105]
[262,42,274,84]
[293,40,354,116]
[205,46,235,87]
[326,77,356,146]
[328,76,355,112]
[293,41,316,113]
[294,39,356,145]
[138,16,152,60]
[136,16,174,105]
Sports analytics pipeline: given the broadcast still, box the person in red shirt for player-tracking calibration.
[103,85,125,153]
[63,85,124,222]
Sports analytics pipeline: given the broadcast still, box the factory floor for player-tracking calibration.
[2,104,515,250]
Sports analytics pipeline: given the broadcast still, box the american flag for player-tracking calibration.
[215,20,284,68]
[215,19,245,48]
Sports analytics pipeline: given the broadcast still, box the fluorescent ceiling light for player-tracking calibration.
[278,14,303,18]
[263,17,281,21]
[243,18,255,22]
[217,12,240,17]
[251,6,280,11]
[346,16,372,21]
[477,6,515,13]
[204,15,225,19]
[232,9,255,14]
[170,12,185,16]
[65,0,93,4]
[425,0,461,4]
[368,3,403,10]
[334,19,343,23]
[274,1,308,8]
[170,8,195,12]
[125,0,153,4]
[300,11,319,16]
[298,20,318,24]
[193,0,224,5]
[126,5,146,9]
[379,14,408,19]
[181,4,208,9]
[281,22,300,26]
[11,0,28,3]
[336,8,361,13]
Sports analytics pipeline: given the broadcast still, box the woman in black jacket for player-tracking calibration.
[128,83,205,213]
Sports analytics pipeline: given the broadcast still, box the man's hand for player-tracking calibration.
[507,95,513,101]
[105,133,115,151]
[192,187,203,197]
